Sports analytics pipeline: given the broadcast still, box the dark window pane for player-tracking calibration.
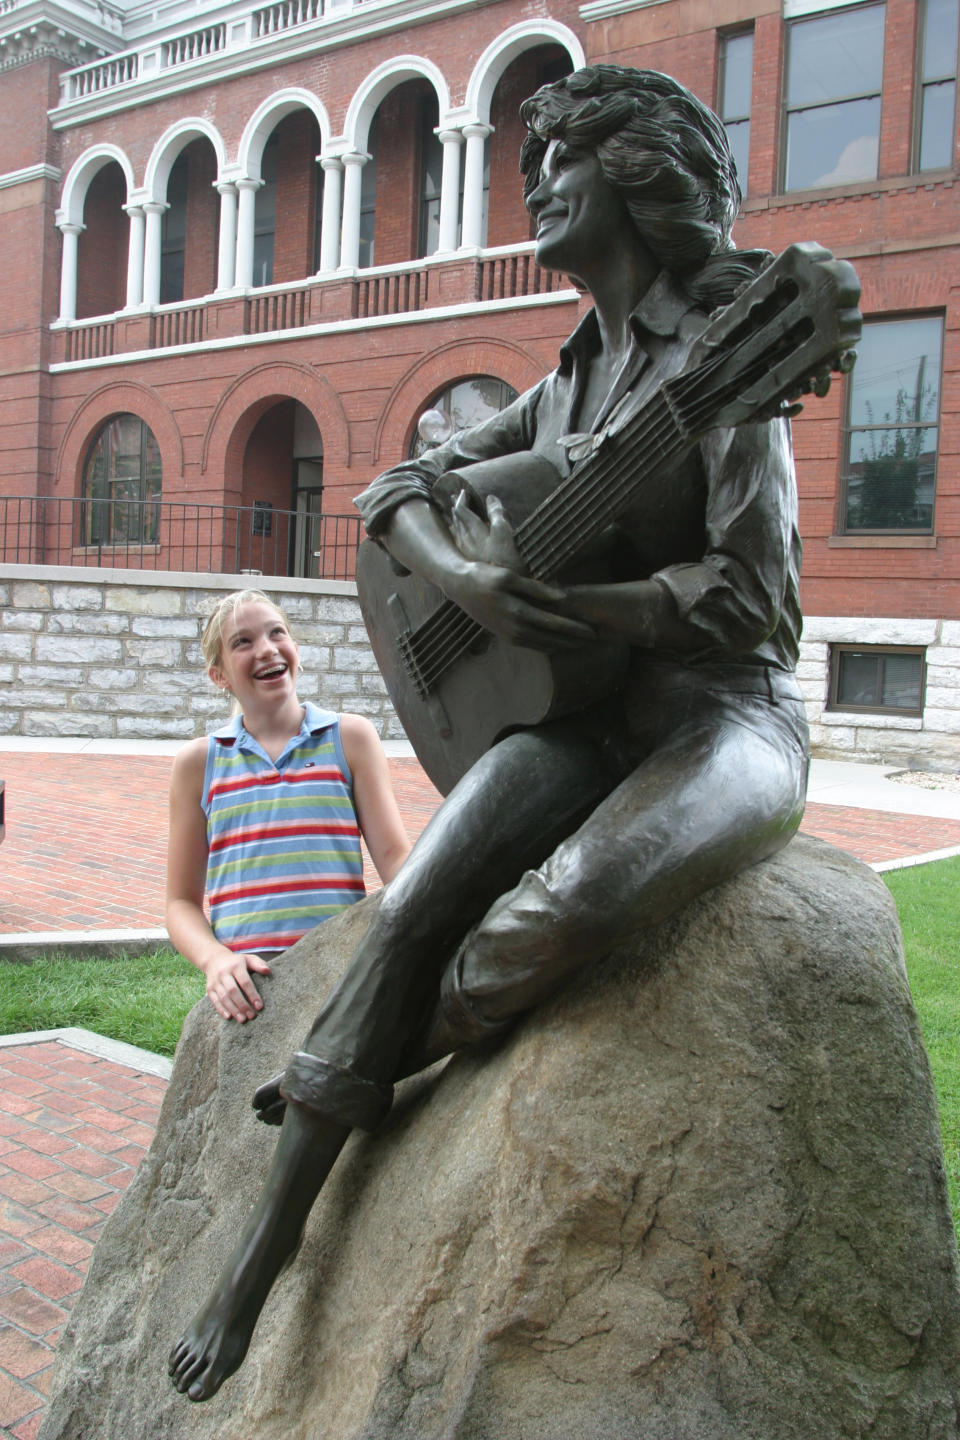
[720,32,753,117]
[82,416,162,546]
[725,119,750,190]
[849,317,942,425]
[836,652,881,706]
[448,378,514,430]
[923,0,959,76]
[920,81,957,169]
[785,96,881,189]
[846,426,937,530]
[410,377,518,458]
[880,653,923,708]
[787,6,885,106]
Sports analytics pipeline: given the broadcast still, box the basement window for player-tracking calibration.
[828,645,926,715]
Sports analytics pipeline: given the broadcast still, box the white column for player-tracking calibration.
[436,129,464,254]
[460,123,491,251]
[338,151,368,272]
[234,177,262,289]
[141,201,167,306]
[215,181,238,291]
[317,155,343,272]
[124,205,145,309]
[57,221,83,322]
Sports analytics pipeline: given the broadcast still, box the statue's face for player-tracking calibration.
[526,137,635,280]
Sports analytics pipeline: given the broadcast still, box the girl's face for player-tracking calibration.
[209,601,299,706]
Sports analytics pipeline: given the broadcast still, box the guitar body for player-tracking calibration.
[357,536,628,796]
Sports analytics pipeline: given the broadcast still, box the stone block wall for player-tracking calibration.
[1,564,958,769]
[800,615,960,769]
[0,565,403,741]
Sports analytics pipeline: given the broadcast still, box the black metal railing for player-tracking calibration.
[0,496,363,581]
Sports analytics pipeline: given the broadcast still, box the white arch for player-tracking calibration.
[143,118,227,202]
[237,88,332,179]
[59,145,136,227]
[465,21,585,125]
[341,56,451,153]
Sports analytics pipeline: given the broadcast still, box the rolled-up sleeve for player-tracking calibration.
[650,416,800,660]
[354,383,546,538]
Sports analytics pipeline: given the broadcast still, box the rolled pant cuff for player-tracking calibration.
[279,1052,394,1131]
[440,946,516,1048]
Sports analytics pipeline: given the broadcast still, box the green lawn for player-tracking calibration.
[0,948,204,1059]
[884,855,960,1233]
[0,858,957,1232]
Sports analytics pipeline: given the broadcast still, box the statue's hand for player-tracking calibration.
[449,491,526,571]
[252,1073,286,1126]
[445,558,595,651]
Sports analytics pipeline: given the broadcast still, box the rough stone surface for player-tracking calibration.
[38,837,960,1440]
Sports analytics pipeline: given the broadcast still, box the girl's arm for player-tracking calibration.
[165,738,272,1023]
[339,713,412,884]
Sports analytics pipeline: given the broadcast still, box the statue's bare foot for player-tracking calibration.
[168,1278,258,1402]
[252,1072,286,1125]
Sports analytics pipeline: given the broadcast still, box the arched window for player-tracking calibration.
[82,415,162,546]
[411,377,518,458]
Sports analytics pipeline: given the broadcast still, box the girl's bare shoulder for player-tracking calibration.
[171,735,210,790]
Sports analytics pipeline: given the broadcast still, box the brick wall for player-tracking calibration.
[0,566,402,741]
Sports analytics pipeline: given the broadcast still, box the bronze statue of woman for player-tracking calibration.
[169,65,811,1401]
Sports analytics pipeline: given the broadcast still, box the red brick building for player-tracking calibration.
[0,0,958,764]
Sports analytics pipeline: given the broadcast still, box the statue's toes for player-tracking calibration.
[252,1073,286,1125]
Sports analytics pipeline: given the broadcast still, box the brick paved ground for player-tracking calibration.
[0,752,443,935]
[0,1042,166,1439]
[3,750,960,935]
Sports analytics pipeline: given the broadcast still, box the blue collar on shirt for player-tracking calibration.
[211,700,338,751]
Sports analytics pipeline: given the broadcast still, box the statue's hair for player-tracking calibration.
[201,589,293,671]
[519,66,768,307]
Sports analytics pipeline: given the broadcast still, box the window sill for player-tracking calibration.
[71,546,162,556]
[827,535,937,548]
[743,169,956,213]
[821,709,923,729]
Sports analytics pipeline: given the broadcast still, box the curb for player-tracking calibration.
[0,928,169,963]
[0,1025,172,1079]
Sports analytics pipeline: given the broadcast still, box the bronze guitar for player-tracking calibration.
[357,243,862,796]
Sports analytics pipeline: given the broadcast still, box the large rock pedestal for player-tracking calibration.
[38,837,960,1439]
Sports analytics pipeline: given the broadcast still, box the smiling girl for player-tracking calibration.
[165,589,410,1024]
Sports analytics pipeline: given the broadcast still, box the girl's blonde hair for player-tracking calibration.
[200,590,293,674]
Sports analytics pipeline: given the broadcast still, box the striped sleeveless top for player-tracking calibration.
[202,702,365,954]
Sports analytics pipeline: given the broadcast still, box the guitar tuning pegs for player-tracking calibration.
[838,349,857,374]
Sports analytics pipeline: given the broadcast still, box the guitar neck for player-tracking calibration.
[516,387,689,581]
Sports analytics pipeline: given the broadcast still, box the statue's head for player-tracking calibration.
[520,66,741,278]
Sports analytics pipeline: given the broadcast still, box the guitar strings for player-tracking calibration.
[407,380,704,685]
[405,337,764,688]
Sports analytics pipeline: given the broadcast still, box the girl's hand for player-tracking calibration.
[202,949,272,1023]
